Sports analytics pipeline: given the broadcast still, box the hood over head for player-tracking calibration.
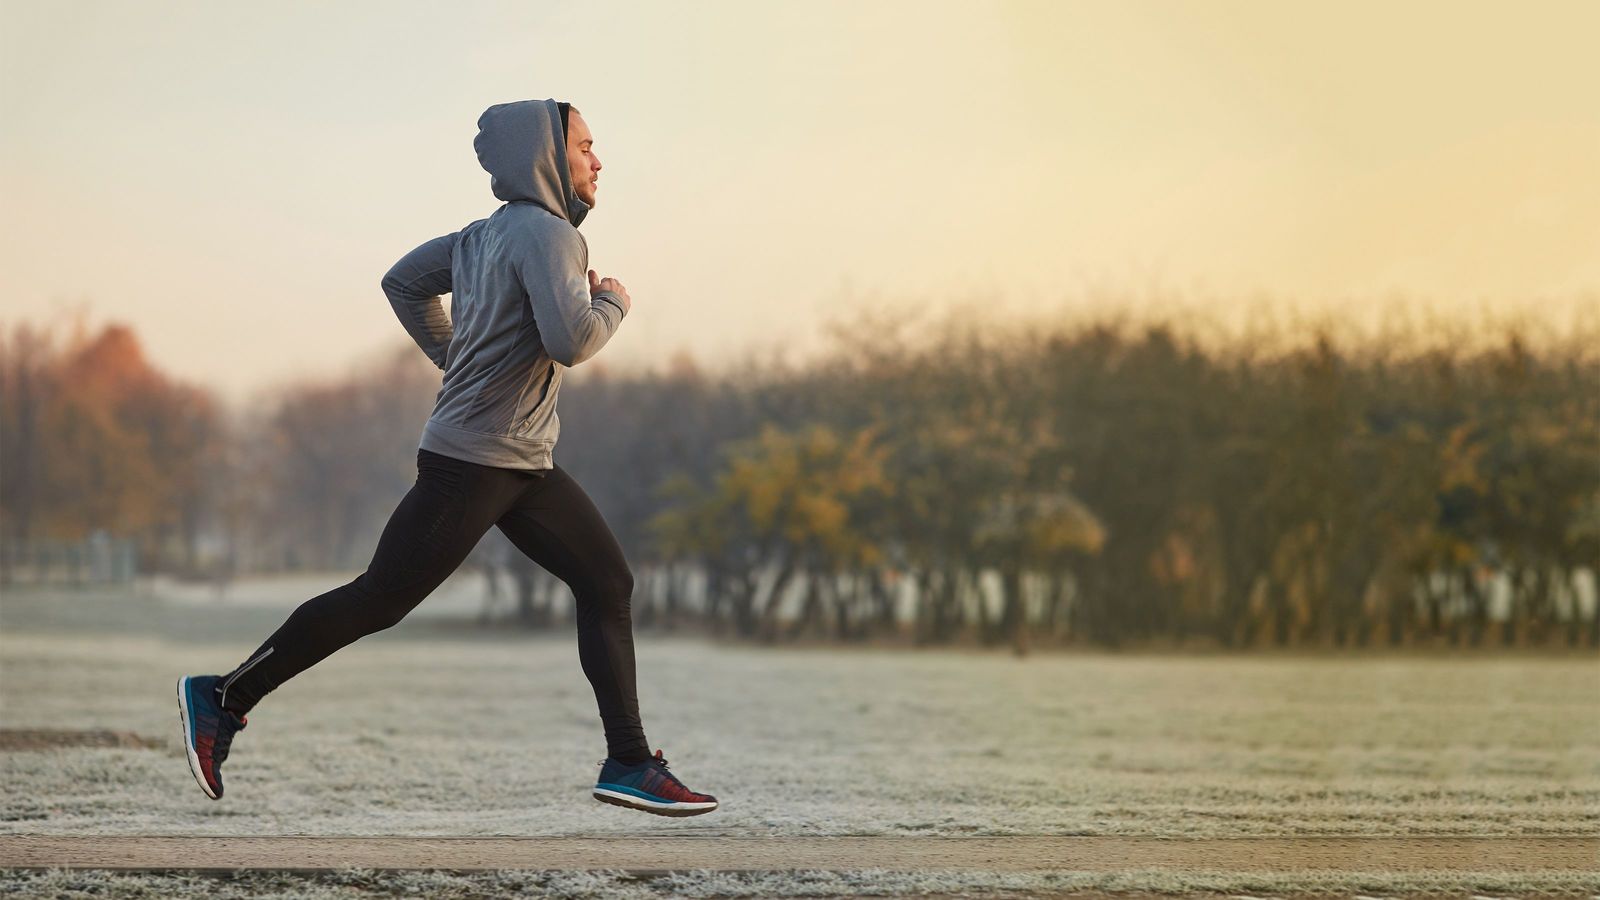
[474,99,590,227]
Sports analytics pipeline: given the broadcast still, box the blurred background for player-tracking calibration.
[2,2,1597,863]
[2,0,1597,653]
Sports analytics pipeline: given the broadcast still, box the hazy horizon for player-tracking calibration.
[3,0,1597,407]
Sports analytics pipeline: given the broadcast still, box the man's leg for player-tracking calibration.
[214,449,531,716]
[494,464,651,764]
[497,466,719,816]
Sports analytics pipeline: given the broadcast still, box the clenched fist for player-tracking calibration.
[588,269,630,307]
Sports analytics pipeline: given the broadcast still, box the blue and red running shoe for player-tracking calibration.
[593,749,719,816]
[176,674,247,800]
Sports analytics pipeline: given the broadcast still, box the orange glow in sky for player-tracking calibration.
[2,0,1596,402]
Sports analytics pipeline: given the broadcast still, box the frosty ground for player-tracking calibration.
[0,577,1596,896]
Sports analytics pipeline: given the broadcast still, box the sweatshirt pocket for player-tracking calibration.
[513,365,560,439]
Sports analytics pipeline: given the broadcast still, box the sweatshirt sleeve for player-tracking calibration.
[509,225,629,367]
[381,232,459,371]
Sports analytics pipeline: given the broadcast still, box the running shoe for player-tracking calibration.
[176,674,247,800]
[592,748,719,816]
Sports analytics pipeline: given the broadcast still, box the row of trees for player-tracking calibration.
[0,315,437,578]
[0,319,220,567]
[2,303,1596,649]
[570,311,1598,651]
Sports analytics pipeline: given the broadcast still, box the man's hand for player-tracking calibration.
[588,269,630,307]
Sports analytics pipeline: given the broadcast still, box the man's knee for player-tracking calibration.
[594,562,633,602]
[586,561,634,620]
[610,563,634,600]
[350,571,429,633]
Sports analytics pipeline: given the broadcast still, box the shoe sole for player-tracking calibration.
[175,677,221,801]
[592,787,718,817]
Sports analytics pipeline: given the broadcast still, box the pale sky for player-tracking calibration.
[3,0,1597,405]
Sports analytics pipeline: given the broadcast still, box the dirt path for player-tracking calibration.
[1,835,1594,873]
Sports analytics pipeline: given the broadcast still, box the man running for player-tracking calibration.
[176,99,718,817]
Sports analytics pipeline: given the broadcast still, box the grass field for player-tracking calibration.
[1,578,1597,897]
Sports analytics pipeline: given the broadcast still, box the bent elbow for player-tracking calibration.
[559,348,599,367]
[543,323,607,367]
[543,341,581,367]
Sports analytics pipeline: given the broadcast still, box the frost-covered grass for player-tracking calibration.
[2,581,1597,849]
[4,867,1599,899]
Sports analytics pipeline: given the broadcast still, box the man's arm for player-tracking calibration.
[510,226,629,367]
[381,232,459,371]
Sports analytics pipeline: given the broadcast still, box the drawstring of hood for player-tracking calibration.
[474,99,590,228]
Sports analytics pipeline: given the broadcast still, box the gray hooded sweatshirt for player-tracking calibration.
[380,98,629,470]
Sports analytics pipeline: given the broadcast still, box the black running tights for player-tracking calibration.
[214,448,649,763]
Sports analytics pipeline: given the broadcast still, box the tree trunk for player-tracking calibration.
[788,570,823,640]
[1269,577,1292,647]
[930,564,961,643]
[757,555,799,642]
[998,563,1026,653]
[829,573,854,641]
[1464,565,1489,647]
[973,568,996,645]
[1529,565,1553,647]
[871,569,897,634]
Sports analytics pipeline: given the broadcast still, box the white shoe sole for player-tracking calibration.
[593,787,718,817]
